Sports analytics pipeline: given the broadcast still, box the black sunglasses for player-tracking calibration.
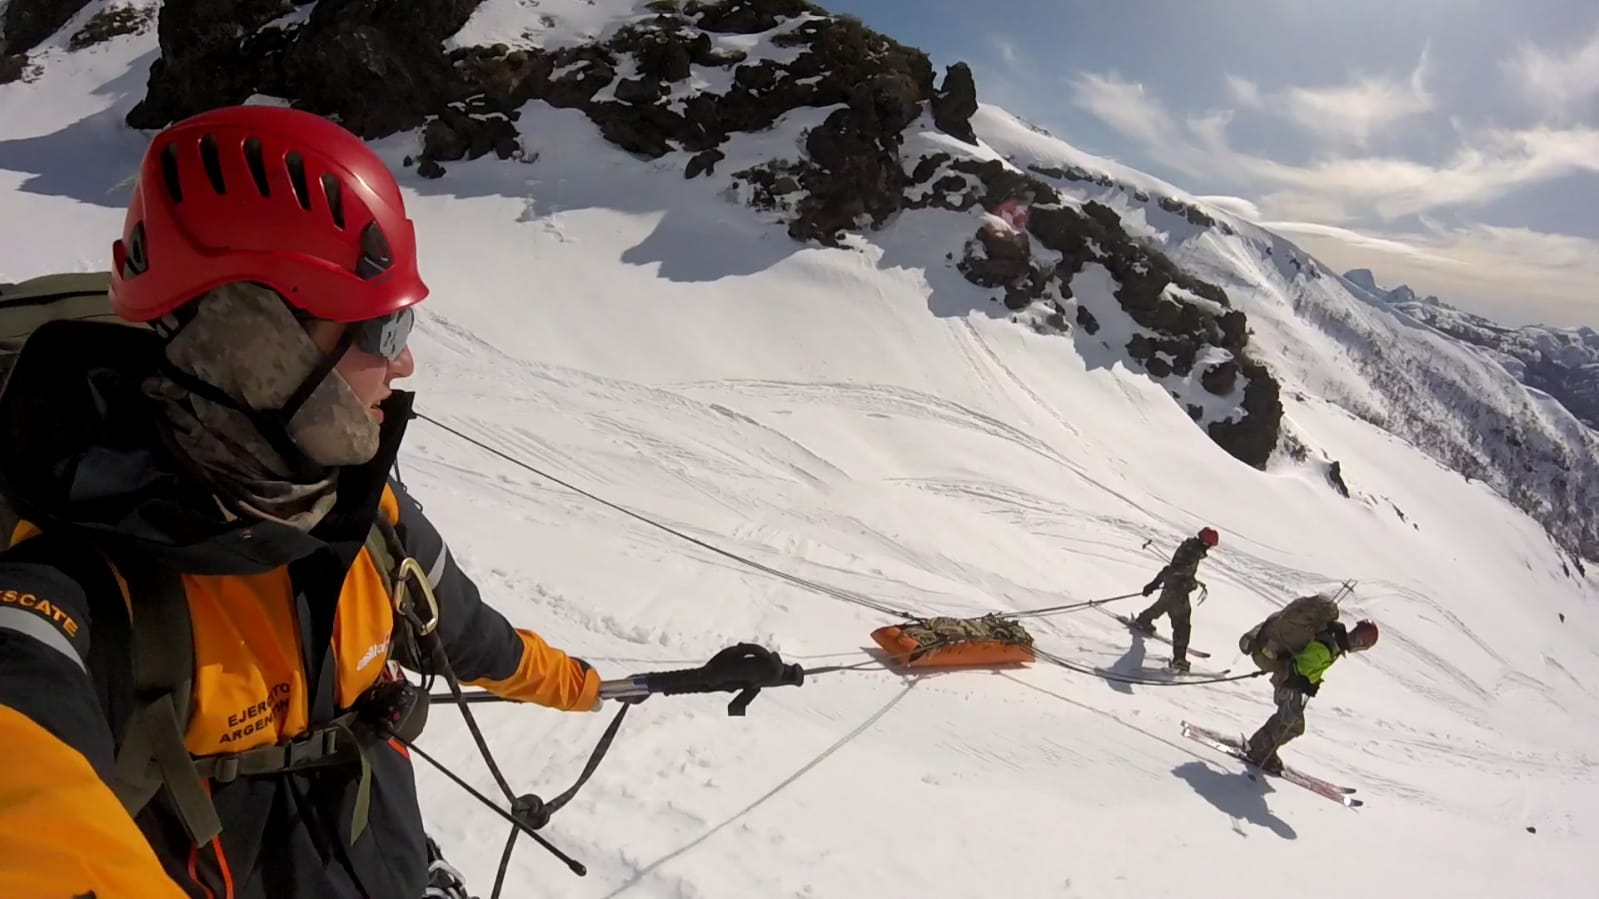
[348,307,415,361]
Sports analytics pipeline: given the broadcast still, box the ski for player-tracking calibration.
[1106,610,1211,658]
[1138,665,1232,679]
[1180,721,1362,808]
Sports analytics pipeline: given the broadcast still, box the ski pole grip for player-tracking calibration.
[639,644,805,696]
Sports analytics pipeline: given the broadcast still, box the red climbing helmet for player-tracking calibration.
[1349,619,1379,650]
[110,105,428,323]
[1198,527,1219,547]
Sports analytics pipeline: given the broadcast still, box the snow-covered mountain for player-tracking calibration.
[1343,267,1599,431]
[4,2,1598,898]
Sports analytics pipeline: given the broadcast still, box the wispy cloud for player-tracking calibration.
[1069,71,1599,223]
[1277,47,1433,147]
[1503,26,1599,121]
[1225,75,1262,109]
[1069,73,1175,148]
[989,34,1021,69]
[1197,195,1262,220]
[1266,221,1599,328]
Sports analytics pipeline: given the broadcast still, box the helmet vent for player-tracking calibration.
[285,151,312,211]
[198,134,227,195]
[243,136,271,197]
[158,142,183,203]
[320,173,345,229]
[356,222,393,279]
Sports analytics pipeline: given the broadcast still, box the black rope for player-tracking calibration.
[1000,592,1144,619]
[1033,647,1268,686]
[416,412,915,619]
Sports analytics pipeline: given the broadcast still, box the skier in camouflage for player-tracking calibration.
[1129,527,1217,672]
[1238,595,1379,774]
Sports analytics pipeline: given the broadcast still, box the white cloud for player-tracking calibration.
[1503,26,1599,121]
[1197,195,1262,220]
[1068,73,1177,149]
[1267,221,1599,328]
[1225,75,1262,109]
[1068,69,1599,223]
[988,34,1021,69]
[1275,47,1433,147]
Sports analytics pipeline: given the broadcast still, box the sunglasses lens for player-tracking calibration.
[355,307,414,361]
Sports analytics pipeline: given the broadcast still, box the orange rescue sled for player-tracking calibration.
[871,614,1035,669]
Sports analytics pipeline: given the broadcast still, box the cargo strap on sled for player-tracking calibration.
[108,521,421,847]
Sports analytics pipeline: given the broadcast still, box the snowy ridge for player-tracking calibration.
[3,2,1599,898]
[1344,268,1599,431]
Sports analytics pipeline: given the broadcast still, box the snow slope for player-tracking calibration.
[4,5,1599,899]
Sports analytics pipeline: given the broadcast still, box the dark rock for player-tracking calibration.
[1201,360,1239,395]
[909,152,951,185]
[545,58,618,108]
[1206,357,1283,468]
[1,0,93,56]
[68,4,155,51]
[687,0,815,34]
[1327,460,1350,497]
[958,227,1033,289]
[732,60,779,91]
[931,62,978,144]
[685,148,725,178]
[590,100,679,158]
[1158,195,1216,228]
[417,157,446,179]
[129,0,486,135]
[1076,305,1100,335]
[1186,404,1203,421]
[125,0,296,128]
[615,75,666,105]
[0,53,27,84]
[1133,189,1150,202]
[1146,356,1173,378]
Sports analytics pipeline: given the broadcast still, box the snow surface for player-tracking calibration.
[3,5,1599,899]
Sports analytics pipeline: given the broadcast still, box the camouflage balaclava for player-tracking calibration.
[143,282,381,530]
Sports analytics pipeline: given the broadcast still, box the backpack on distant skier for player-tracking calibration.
[1238,593,1341,658]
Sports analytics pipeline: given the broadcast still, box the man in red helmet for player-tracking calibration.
[0,106,600,898]
[1129,526,1218,672]
[1237,595,1379,773]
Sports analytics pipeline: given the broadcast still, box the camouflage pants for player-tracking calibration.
[1133,581,1193,661]
[1246,669,1308,764]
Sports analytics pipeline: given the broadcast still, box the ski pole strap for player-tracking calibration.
[599,643,806,715]
[508,702,631,830]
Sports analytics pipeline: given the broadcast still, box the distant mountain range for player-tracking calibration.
[1343,269,1599,430]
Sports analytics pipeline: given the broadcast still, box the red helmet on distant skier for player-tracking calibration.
[1349,619,1379,650]
[110,104,428,323]
[1198,527,1219,547]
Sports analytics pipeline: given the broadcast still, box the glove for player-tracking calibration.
[1285,671,1319,697]
[1142,582,1157,597]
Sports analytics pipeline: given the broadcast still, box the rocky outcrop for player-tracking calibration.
[1,0,93,55]
[67,3,155,50]
[931,62,977,144]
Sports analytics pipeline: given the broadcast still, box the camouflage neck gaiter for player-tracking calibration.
[142,282,382,531]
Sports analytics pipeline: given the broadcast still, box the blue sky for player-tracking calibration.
[823,0,1599,328]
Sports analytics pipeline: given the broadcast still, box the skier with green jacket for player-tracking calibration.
[1238,595,1379,773]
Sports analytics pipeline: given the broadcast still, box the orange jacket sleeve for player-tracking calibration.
[0,708,188,898]
[388,481,602,711]
[0,551,185,897]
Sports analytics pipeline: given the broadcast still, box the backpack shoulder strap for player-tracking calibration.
[103,552,223,845]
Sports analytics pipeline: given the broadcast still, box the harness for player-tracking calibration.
[107,517,436,848]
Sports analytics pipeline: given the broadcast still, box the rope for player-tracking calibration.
[417,412,914,618]
[1033,647,1268,687]
[1001,592,1144,619]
